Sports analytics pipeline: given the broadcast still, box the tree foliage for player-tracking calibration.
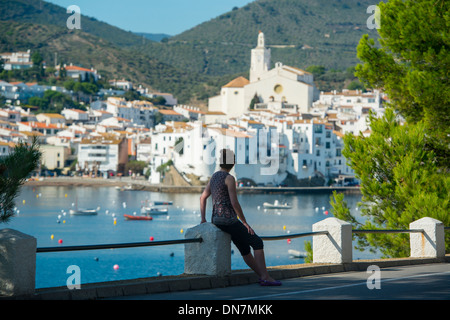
[355,0,449,168]
[332,109,450,257]
[329,0,450,258]
[0,137,42,224]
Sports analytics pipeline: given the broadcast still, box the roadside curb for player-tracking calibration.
[8,256,448,300]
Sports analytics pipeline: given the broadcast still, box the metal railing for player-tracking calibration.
[36,227,449,253]
[261,231,328,241]
[36,231,330,253]
[36,237,202,253]
[353,229,425,234]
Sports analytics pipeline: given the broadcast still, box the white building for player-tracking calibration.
[106,97,156,128]
[61,108,89,122]
[109,79,133,91]
[0,141,11,158]
[61,64,100,82]
[145,92,178,106]
[208,32,318,119]
[36,113,66,126]
[283,120,352,181]
[78,136,128,174]
[0,50,33,71]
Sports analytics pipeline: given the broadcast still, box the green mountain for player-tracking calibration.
[139,0,379,76]
[0,0,375,104]
[0,0,144,47]
[135,33,172,43]
[0,0,220,103]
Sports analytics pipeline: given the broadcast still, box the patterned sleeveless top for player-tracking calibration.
[210,171,238,225]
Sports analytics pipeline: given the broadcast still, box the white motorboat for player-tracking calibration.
[288,249,307,258]
[69,208,98,216]
[263,200,292,209]
[115,185,134,191]
[70,196,98,215]
[140,206,169,215]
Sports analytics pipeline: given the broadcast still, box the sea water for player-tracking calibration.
[2,185,368,288]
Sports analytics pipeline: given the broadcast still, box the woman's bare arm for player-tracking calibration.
[225,175,254,235]
[199,182,211,223]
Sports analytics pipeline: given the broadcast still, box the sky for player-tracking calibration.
[46,0,255,36]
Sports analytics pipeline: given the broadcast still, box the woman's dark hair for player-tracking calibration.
[220,149,235,170]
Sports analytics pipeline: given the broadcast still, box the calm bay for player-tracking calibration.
[2,185,368,288]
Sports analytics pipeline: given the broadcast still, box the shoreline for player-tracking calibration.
[25,177,361,194]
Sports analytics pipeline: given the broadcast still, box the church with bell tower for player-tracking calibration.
[208,32,318,118]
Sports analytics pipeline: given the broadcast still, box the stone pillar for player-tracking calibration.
[312,217,352,264]
[184,223,231,276]
[0,229,37,297]
[410,217,445,259]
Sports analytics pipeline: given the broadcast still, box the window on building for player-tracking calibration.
[314,125,323,133]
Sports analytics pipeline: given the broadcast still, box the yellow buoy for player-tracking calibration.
[65,193,68,198]
[180,229,184,234]
[283,225,286,230]
[63,220,66,224]
[51,234,54,240]
[23,200,26,204]
[36,194,39,198]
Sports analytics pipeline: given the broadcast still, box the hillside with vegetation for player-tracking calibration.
[140,0,378,76]
[0,0,375,104]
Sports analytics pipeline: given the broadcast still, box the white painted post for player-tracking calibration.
[184,223,231,276]
[409,217,445,259]
[0,229,37,297]
[312,217,352,264]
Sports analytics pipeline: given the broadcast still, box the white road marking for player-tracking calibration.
[235,270,450,300]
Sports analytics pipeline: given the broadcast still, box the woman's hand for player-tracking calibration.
[243,222,255,235]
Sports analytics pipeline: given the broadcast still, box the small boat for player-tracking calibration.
[263,200,292,209]
[69,209,98,216]
[152,200,173,206]
[140,206,169,215]
[124,214,153,221]
[115,185,134,191]
[69,196,98,215]
[288,249,307,258]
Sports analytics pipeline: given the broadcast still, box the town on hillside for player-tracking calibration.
[0,33,389,187]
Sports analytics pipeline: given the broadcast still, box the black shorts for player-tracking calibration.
[215,221,264,256]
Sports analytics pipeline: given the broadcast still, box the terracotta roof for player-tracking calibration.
[223,76,250,88]
[37,113,65,119]
[210,127,252,138]
[158,109,182,116]
[206,111,226,115]
[65,65,95,73]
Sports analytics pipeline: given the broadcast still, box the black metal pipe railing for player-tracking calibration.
[261,231,329,241]
[36,237,202,253]
[36,226,449,253]
[353,229,424,234]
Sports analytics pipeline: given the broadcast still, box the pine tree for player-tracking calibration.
[0,137,41,224]
[327,0,449,258]
[331,109,449,257]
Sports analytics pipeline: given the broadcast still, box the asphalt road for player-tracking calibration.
[115,263,450,300]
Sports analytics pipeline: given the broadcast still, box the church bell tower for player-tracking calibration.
[250,31,271,83]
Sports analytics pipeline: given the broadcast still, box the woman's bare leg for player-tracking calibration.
[242,249,275,282]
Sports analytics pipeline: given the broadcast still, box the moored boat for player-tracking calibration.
[152,200,173,206]
[140,206,169,215]
[124,214,153,221]
[69,209,98,216]
[263,200,292,209]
